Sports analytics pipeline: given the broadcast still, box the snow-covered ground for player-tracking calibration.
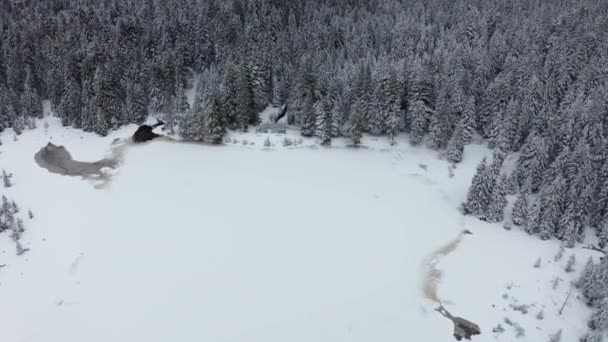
[0,114,599,342]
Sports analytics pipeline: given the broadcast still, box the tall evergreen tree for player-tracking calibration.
[126,82,148,125]
[385,70,401,145]
[205,90,227,144]
[485,174,508,222]
[511,192,529,227]
[21,70,42,119]
[409,100,429,145]
[318,96,333,146]
[464,158,491,216]
[538,174,567,240]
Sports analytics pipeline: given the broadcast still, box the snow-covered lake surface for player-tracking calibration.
[0,116,598,341]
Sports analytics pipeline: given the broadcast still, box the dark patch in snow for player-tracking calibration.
[34,141,127,188]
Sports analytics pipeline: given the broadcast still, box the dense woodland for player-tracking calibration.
[1,0,608,338]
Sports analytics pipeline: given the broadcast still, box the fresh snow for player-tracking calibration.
[0,116,599,342]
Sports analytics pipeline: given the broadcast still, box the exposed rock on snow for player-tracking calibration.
[436,305,481,340]
[132,120,165,143]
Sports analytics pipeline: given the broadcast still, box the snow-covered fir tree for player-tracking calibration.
[205,90,227,144]
[464,158,490,216]
[318,96,333,146]
[2,169,12,188]
[511,192,529,227]
[485,174,508,223]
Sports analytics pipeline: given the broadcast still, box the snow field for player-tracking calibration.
[0,116,597,342]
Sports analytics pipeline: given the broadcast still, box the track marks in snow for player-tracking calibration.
[422,230,470,304]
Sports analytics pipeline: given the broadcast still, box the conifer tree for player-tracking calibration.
[464,158,491,216]
[236,63,257,130]
[205,91,226,144]
[548,329,562,342]
[21,70,42,119]
[350,101,365,146]
[385,70,401,145]
[318,97,333,146]
[300,97,317,137]
[409,99,429,145]
[589,298,608,330]
[178,100,205,142]
[59,73,81,127]
[525,201,542,235]
[126,82,148,125]
[565,254,576,273]
[2,169,12,188]
[512,192,529,227]
[485,174,508,222]
[447,99,475,164]
[538,174,567,240]
[93,65,112,136]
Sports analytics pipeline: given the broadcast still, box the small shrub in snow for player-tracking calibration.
[534,257,541,268]
[242,139,248,145]
[16,242,29,256]
[2,169,13,188]
[536,310,544,320]
[13,135,18,142]
[11,201,19,213]
[503,317,525,338]
[492,324,505,333]
[232,138,238,144]
[10,219,24,241]
[250,141,254,145]
[503,221,512,231]
[554,245,565,261]
[13,116,25,135]
[264,137,271,147]
[565,254,576,273]
[283,137,293,147]
[297,138,303,145]
[28,209,34,219]
[514,325,525,337]
[510,303,530,314]
[548,329,562,342]
[552,276,562,290]
[502,293,509,300]
[27,117,37,130]
[16,218,24,234]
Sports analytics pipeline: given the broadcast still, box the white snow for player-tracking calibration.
[0,117,599,342]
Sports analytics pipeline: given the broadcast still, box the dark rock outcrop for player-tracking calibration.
[436,306,481,341]
[133,120,165,143]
